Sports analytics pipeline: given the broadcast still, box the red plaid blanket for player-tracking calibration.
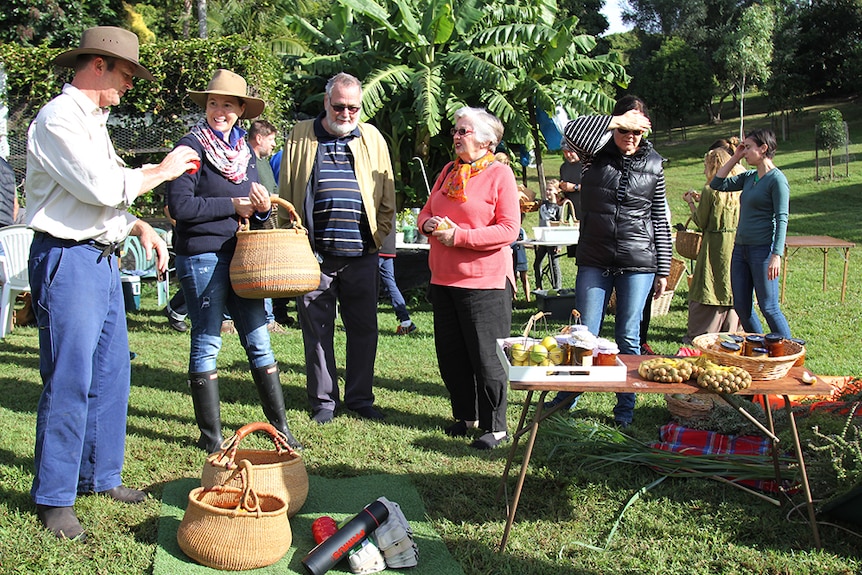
[651,422,796,493]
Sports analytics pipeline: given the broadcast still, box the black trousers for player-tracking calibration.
[429,283,512,433]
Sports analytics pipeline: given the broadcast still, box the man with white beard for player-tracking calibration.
[276,72,395,424]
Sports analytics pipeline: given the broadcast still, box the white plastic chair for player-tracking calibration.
[0,225,34,339]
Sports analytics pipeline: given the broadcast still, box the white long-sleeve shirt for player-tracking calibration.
[25,84,141,243]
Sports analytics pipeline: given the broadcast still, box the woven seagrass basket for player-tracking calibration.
[692,332,804,381]
[229,197,320,299]
[665,393,715,420]
[202,422,308,518]
[178,460,291,571]
[675,217,702,260]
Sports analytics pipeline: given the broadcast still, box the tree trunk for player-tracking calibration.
[528,107,546,193]
[183,0,192,39]
[738,73,745,141]
[197,0,207,38]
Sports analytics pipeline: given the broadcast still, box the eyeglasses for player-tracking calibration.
[331,104,361,113]
[450,128,474,137]
[617,128,644,136]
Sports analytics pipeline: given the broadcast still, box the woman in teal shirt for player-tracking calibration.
[710,128,791,337]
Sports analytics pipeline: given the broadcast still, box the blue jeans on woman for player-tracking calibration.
[730,244,792,338]
[176,251,275,373]
[575,265,655,425]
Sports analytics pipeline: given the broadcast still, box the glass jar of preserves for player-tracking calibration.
[764,333,785,357]
[749,347,769,358]
[743,335,765,356]
[594,339,619,366]
[719,341,742,355]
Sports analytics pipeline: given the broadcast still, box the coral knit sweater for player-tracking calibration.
[418,161,520,290]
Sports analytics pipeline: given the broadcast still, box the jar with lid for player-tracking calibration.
[764,333,785,357]
[749,347,769,358]
[719,341,742,355]
[743,335,765,356]
[594,339,619,366]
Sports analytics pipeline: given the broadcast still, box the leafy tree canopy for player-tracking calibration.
[0,0,125,46]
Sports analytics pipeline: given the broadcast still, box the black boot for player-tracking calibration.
[188,370,223,453]
[251,362,303,450]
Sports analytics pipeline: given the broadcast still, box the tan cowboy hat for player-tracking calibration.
[187,69,266,120]
[53,26,154,81]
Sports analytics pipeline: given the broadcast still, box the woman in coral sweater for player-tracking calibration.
[418,106,520,449]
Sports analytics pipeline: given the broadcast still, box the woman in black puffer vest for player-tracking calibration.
[545,96,673,427]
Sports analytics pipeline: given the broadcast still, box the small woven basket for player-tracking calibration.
[675,217,702,260]
[230,197,321,299]
[692,332,804,380]
[178,460,291,571]
[202,422,308,517]
[665,394,715,420]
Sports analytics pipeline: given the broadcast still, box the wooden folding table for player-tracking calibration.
[497,355,833,552]
[781,235,855,303]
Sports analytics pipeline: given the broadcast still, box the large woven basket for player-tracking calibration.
[692,332,804,380]
[178,460,291,571]
[230,197,321,299]
[665,394,715,420]
[675,217,702,260]
[202,422,308,517]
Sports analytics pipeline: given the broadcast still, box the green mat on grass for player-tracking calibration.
[154,474,465,575]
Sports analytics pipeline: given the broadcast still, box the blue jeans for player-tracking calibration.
[731,244,792,337]
[29,235,131,506]
[176,251,275,373]
[378,256,410,322]
[575,266,655,424]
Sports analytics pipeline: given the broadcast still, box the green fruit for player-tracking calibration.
[529,344,549,364]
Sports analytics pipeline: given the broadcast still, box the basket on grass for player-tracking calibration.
[202,422,308,517]
[675,217,702,260]
[178,459,291,571]
[665,393,715,420]
[229,196,320,299]
[692,333,804,381]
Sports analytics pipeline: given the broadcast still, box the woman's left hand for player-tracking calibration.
[652,276,667,299]
[767,254,781,280]
[248,182,272,213]
[432,224,457,247]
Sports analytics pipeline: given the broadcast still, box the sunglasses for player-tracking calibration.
[450,127,474,137]
[616,128,644,136]
[331,104,361,113]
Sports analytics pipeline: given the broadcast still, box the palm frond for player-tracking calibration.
[362,64,414,118]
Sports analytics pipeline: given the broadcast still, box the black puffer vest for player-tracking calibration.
[576,139,664,272]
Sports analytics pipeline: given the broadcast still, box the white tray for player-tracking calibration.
[496,339,626,383]
[532,226,580,244]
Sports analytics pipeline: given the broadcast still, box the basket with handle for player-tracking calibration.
[178,459,292,571]
[692,332,805,380]
[675,216,702,260]
[201,421,308,517]
[549,199,577,227]
[665,393,715,420]
[229,196,321,299]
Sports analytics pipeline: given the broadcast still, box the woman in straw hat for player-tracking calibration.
[167,69,302,453]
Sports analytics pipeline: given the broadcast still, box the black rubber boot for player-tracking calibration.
[251,362,303,450]
[188,370,223,453]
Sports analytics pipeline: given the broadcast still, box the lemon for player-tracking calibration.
[529,344,548,364]
[540,336,558,350]
[510,343,528,362]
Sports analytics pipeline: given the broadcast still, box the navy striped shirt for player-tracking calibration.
[313,135,370,256]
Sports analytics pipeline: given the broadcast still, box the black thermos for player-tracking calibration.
[301,499,390,575]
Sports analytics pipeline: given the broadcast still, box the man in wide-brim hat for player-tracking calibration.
[25,26,198,541]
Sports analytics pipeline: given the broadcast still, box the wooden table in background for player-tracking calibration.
[497,354,832,552]
[781,235,855,303]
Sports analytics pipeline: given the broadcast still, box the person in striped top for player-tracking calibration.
[276,73,396,424]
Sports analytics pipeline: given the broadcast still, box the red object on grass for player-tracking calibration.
[311,515,339,544]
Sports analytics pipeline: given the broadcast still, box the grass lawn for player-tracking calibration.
[1,95,860,574]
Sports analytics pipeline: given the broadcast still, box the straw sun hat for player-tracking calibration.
[53,26,154,81]
[187,69,266,120]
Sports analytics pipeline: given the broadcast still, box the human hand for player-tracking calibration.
[767,254,781,281]
[652,276,667,299]
[613,109,651,134]
[232,197,255,219]
[432,225,456,247]
[423,216,445,234]
[161,145,201,181]
[131,220,168,274]
[248,182,271,212]
[683,189,700,203]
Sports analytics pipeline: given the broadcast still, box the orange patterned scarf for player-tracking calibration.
[444,152,496,203]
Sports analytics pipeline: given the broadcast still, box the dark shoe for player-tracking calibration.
[640,342,656,355]
[188,370,223,453]
[311,409,335,424]
[614,420,631,429]
[251,362,303,450]
[351,405,386,420]
[444,420,469,437]
[129,351,138,361]
[470,432,509,450]
[98,485,147,504]
[542,391,580,411]
[163,307,188,332]
[395,322,417,335]
[36,505,86,541]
